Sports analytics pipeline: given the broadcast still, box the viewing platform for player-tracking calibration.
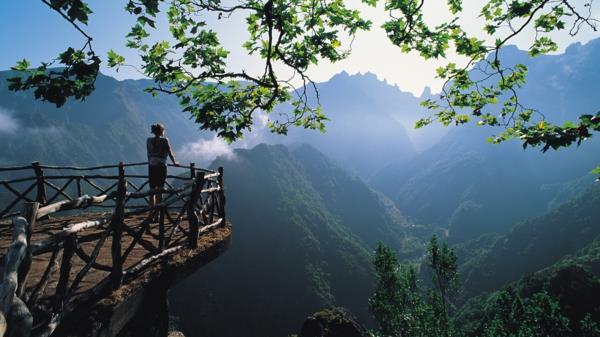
[0,162,231,337]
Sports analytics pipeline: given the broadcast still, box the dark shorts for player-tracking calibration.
[148,164,167,189]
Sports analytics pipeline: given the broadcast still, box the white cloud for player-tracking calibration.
[26,126,63,135]
[0,108,18,133]
[177,135,236,166]
[0,108,63,135]
[176,115,274,165]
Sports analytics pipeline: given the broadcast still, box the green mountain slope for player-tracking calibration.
[0,71,205,167]
[457,240,600,336]
[168,144,426,337]
[459,185,600,299]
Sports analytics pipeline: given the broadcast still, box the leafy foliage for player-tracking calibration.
[9,0,600,147]
[369,244,426,336]
[457,262,600,337]
[427,235,459,316]
[9,0,375,142]
[481,290,572,337]
[382,0,600,151]
[369,237,458,337]
[370,239,600,337]
[8,0,99,107]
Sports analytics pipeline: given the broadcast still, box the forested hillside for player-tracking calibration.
[168,144,428,337]
[458,185,600,299]
[457,239,600,336]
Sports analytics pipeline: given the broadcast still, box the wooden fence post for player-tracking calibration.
[187,173,205,248]
[32,162,47,205]
[76,177,82,198]
[111,162,126,290]
[189,162,196,179]
[217,167,226,225]
[21,202,38,244]
[0,217,32,337]
[54,235,75,311]
[16,202,39,298]
[158,207,165,252]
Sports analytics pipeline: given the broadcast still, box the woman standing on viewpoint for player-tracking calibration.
[147,123,179,208]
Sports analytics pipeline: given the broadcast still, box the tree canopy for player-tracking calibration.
[8,0,375,141]
[385,0,600,153]
[6,0,600,148]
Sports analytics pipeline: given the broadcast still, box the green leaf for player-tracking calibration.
[12,59,31,72]
[107,50,125,68]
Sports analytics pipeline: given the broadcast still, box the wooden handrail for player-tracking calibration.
[32,162,47,205]
[39,162,147,171]
[0,162,216,172]
[0,165,33,172]
[187,173,205,248]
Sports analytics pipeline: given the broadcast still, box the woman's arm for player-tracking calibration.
[166,139,179,166]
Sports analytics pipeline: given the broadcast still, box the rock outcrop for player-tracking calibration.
[298,307,369,337]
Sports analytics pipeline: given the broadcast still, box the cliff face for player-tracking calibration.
[53,224,231,337]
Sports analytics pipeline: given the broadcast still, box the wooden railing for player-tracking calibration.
[0,161,226,337]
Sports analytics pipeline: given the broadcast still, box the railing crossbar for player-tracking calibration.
[0,182,37,218]
[68,227,112,299]
[0,164,34,172]
[45,178,74,204]
[2,182,35,203]
[121,211,156,262]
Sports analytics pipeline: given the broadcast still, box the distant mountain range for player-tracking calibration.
[370,39,600,242]
[266,71,425,178]
[0,68,425,178]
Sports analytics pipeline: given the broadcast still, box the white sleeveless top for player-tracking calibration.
[147,137,170,166]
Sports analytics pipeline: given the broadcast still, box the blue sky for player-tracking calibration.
[1,1,599,95]
[1,2,144,77]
